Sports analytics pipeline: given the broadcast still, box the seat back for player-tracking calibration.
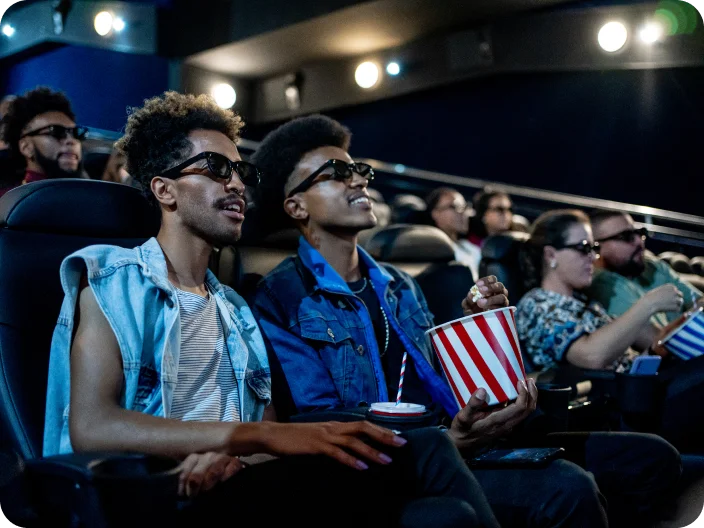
[479,231,530,302]
[0,180,159,459]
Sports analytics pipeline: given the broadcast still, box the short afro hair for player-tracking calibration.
[115,91,244,207]
[251,114,351,233]
[0,87,75,166]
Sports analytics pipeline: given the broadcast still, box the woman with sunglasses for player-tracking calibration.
[516,210,704,452]
[516,209,682,374]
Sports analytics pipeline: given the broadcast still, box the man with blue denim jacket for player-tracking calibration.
[43,92,505,528]
[251,115,682,528]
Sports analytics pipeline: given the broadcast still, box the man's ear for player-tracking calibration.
[151,177,177,207]
[18,137,34,160]
[283,195,309,222]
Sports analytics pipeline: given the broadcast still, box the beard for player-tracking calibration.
[610,248,646,278]
[34,149,82,179]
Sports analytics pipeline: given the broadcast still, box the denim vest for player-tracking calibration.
[43,238,271,456]
[253,237,458,417]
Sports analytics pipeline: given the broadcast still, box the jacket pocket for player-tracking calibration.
[298,315,356,401]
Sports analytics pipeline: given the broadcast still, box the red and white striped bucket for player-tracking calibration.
[426,307,527,407]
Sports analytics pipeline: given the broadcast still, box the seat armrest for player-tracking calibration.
[23,453,181,527]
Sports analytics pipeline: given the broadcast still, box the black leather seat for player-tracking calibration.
[691,256,704,277]
[0,179,182,526]
[479,231,530,303]
[363,224,476,325]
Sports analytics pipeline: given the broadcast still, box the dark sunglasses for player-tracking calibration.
[487,205,513,214]
[21,125,88,141]
[161,151,260,187]
[596,227,648,244]
[554,240,601,257]
[287,159,374,198]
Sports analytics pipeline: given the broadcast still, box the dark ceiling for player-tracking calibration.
[183,0,579,78]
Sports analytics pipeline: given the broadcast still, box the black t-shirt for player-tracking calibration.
[347,276,434,408]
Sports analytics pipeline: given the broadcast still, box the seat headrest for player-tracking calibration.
[481,231,530,260]
[365,224,455,262]
[0,179,160,238]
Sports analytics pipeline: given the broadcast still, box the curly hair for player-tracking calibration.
[250,114,351,234]
[0,87,75,167]
[115,91,244,207]
[520,209,589,291]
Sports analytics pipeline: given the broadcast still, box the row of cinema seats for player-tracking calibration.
[0,179,698,525]
[0,178,478,526]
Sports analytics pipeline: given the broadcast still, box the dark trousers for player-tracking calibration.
[496,429,682,527]
[180,426,499,528]
[658,354,704,453]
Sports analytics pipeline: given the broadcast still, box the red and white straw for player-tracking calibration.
[396,351,408,405]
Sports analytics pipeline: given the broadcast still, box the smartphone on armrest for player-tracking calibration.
[467,447,565,469]
[629,355,661,376]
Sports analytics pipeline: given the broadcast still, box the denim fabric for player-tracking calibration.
[253,236,458,416]
[44,237,271,456]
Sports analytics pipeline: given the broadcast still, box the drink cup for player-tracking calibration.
[426,306,527,408]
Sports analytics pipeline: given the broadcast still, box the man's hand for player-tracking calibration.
[448,379,538,452]
[178,452,245,497]
[462,276,509,315]
[258,421,407,471]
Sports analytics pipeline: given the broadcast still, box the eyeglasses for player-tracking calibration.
[287,159,374,198]
[21,125,88,141]
[161,151,260,187]
[596,227,648,244]
[554,240,601,257]
[436,203,468,214]
[487,206,513,214]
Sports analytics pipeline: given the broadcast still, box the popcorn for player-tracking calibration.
[470,284,483,303]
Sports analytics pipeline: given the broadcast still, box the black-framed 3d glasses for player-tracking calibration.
[161,151,260,187]
[21,125,88,141]
[596,227,648,244]
[287,159,374,198]
[554,240,601,257]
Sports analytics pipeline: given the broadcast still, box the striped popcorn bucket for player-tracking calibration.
[660,307,704,361]
[426,307,527,407]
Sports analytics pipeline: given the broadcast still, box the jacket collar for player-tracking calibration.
[137,237,227,300]
[297,235,394,295]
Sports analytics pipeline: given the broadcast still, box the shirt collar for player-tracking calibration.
[297,235,394,294]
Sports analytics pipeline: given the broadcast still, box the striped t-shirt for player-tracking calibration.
[171,287,240,422]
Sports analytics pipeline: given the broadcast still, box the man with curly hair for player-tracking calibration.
[43,91,502,527]
[251,114,684,528]
[0,87,85,197]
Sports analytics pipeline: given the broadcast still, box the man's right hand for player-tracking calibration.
[640,285,684,315]
[448,379,537,452]
[251,421,407,471]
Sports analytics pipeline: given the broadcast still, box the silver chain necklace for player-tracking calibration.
[348,277,367,294]
[368,280,390,357]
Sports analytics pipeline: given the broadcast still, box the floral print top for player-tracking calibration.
[516,288,639,373]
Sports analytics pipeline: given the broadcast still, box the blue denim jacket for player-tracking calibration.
[44,237,271,456]
[253,237,458,417]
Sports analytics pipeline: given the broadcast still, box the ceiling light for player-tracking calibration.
[639,21,664,44]
[112,17,125,32]
[2,24,15,37]
[355,62,380,89]
[386,62,400,76]
[211,83,236,109]
[94,11,113,36]
[598,21,628,52]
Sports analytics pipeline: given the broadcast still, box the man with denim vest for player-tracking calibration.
[43,92,504,528]
[251,115,683,528]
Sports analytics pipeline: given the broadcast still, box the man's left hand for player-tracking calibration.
[462,276,509,315]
